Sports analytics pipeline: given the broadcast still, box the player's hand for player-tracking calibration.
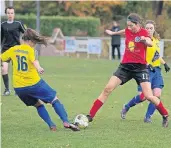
[164,63,170,72]
[148,64,155,72]
[105,30,113,35]
[38,67,44,74]
[140,36,146,42]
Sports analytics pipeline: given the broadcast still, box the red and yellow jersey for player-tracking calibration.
[122,28,150,64]
[0,44,40,88]
[146,37,160,67]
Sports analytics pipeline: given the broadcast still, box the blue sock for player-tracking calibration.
[125,95,142,111]
[36,105,56,127]
[145,102,156,118]
[52,99,69,123]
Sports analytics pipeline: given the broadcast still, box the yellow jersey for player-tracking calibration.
[1,44,41,88]
[146,37,160,67]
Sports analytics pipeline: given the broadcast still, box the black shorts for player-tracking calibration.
[114,63,149,85]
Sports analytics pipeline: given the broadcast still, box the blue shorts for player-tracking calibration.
[138,67,164,92]
[14,79,56,106]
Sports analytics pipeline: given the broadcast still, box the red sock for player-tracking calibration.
[89,99,103,118]
[140,93,145,101]
[156,101,168,116]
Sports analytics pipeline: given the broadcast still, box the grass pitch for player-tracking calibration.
[1,57,171,148]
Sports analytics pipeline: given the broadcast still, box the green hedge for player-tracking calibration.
[1,15,100,37]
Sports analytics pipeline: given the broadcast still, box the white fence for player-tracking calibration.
[61,37,165,60]
[48,35,166,60]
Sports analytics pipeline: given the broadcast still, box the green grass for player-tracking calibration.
[1,57,171,148]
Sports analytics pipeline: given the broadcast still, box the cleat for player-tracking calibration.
[144,117,152,123]
[121,105,128,119]
[64,122,80,131]
[162,116,169,128]
[50,125,57,131]
[3,89,10,96]
[86,115,93,122]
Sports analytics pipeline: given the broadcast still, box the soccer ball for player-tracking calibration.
[73,114,89,129]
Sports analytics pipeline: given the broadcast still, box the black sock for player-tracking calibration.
[2,74,9,90]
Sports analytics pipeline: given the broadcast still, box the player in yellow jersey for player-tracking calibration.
[120,20,170,122]
[0,28,79,132]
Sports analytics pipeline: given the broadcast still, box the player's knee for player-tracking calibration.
[1,66,8,74]
[153,89,161,98]
[143,94,153,101]
[34,100,43,107]
[143,89,154,101]
[51,96,58,105]
[153,91,161,98]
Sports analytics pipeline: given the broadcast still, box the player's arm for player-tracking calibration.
[160,57,170,72]
[19,21,26,33]
[1,26,4,43]
[105,29,125,36]
[33,60,44,74]
[29,49,44,74]
[140,36,152,47]
[146,56,155,72]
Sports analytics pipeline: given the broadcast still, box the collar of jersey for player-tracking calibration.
[7,20,14,24]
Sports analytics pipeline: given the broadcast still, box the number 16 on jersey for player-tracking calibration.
[16,55,28,71]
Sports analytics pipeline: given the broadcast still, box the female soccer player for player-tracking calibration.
[86,13,169,127]
[0,28,79,131]
[1,6,26,96]
[120,20,170,123]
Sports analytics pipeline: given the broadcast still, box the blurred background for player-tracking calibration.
[1,0,171,59]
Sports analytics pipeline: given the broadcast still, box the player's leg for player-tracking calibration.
[144,68,164,122]
[140,82,168,127]
[34,100,56,131]
[112,45,115,60]
[1,61,10,95]
[121,91,145,119]
[120,69,153,119]
[87,65,131,122]
[133,70,168,127]
[144,88,162,122]
[51,97,79,131]
[87,76,122,122]
[34,79,79,131]
[116,45,121,60]
[15,87,56,131]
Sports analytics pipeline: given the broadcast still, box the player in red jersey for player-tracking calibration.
[86,13,169,127]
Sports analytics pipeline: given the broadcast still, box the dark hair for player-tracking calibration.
[127,13,144,25]
[5,6,15,14]
[145,20,160,40]
[22,28,48,46]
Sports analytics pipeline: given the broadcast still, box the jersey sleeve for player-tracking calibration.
[29,48,36,62]
[19,21,26,33]
[1,25,4,43]
[1,48,12,61]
